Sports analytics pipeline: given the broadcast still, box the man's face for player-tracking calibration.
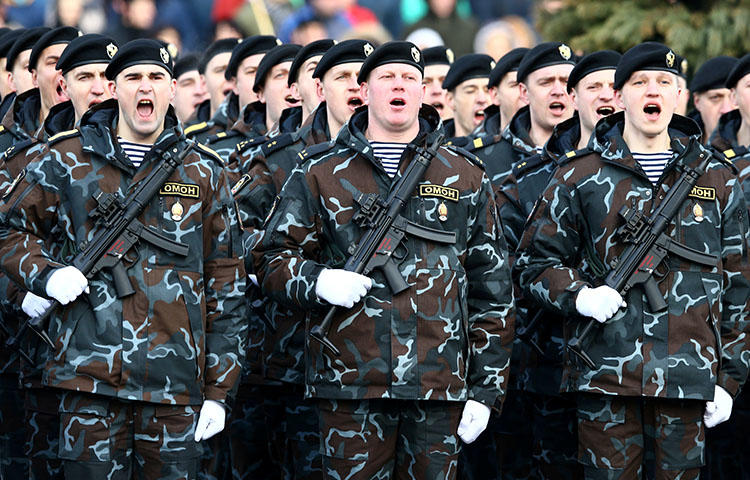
[293,55,323,117]
[695,87,736,138]
[615,70,679,138]
[234,53,265,108]
[110,64,175,142]
[521,63,574,133]
[61,63,111,119]
[361,63,424,135]
[32,43,70,110]
[173,69,207,123]
[319,62,363,128]
[11,49,35,94]
[446,77,489,135]
[571,69,618,134]
[732,75,750,127]
[203,51,232,109]
[493,70,527,122]
[423,63,451,119]
[257,61,300,126]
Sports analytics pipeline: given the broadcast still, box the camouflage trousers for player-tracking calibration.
[318,398,463,480]
[577,394,704,480]
[25,387,63,479]
[0,373,27,480]
[228,383,322,480]
[530,393,583,480]
[58,391,202,479]
[702,389,750,480]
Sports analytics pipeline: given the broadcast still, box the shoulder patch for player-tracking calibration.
[206,130,237,144]
[47,128,80,145]
[236,136,266,154]
[444,144,484,170]
[297,140,336,163]
[184,121,209,136]
[555,147,593,167]
[261,133,296,157]
[195,143,225,164]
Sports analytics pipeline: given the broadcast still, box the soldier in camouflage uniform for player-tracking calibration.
[685,56,737,145]
[288,39,334,125]
[515,42,750,480]
[228,39,369,480]
[422,46,454,121]
[0,29,25,119]
[253,41,514,479]
[441,53,493,144]
[701,53,750,480]
[486,47,529,135]
[0,39,246,479]
[172,54,208,124]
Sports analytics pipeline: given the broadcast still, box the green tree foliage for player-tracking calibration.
[537,0,750,73]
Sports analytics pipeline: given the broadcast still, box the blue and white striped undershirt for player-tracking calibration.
[118,137,152,168]
[371,141,407,178]
[632,150,673,184]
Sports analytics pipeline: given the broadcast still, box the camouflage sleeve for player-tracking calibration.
[495,171,525,260]
[465,173,516,408]
[514,172,589,316]
[716,175,750,396]
[252,166,327,310]
[0,151,68,297]
[201,166,248,404]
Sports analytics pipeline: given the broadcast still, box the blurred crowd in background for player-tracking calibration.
[0,0,540,62]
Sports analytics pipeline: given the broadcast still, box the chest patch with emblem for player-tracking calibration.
[159,182,200,198]
[688,186,715,201]
[419,184,459,202]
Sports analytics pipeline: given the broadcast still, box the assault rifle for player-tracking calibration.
[310,134,457,356]
[567,148,718,369]
[6,142,193,358]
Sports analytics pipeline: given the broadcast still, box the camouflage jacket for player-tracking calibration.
[0,91,15,120]
[252,105,515,407]
[233,102,331,386]
[0,88,42,155]
[184,92,240,144]
[515,111,750,400]
[0,99,247,406]
[709,109,750,209]
[207,100,268,172]
[184,98,211,127]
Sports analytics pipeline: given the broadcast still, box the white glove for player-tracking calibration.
[315,268,372,308]
[194,399,226,442]
[45,266,89,305]
[575,285,626,323]
[248,274,259,287]
[457,399,491,444]
[21,292,54,318]
[704,385,733,429]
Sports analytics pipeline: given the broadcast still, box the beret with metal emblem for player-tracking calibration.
[725,53,750,89]
[690,56,737,92]
[105,38,174,80]
[566,50,621,93]
[6,27,50,73]
[0,27,12,45]
[0,29,24,61]
[422,46,454,66]
[488,47,528,88]
[29,26,80,72]
[614,42,680,90]
[225,35,281,80]
[357,41,425,84]
[288,39,336,86]
[252,43,301,92]
[312,39,371,80]
[199,37,240,74]
[516,42,576,84]
[442,53,494,91]
[56,34,118,75]
[173,53,201,80]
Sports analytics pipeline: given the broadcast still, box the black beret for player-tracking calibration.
[252,43,301,92]
[6,27,49,72]
[288,38,335,86]
[357,41,424,84]
[28,26,80,71]
[199,38,241,74]
[105,38,174,80]
[0,29,24,60]
[566,50,621,92]
[313,39,371,80]
[725,53,750,89]
[614,42,680,90]
[0,28,12,43]
[173,53,201,79]
[488,47,528,88]
[690,56,736,92]
[56,34,117,75]
[423,46,454,66]
[517,42,576,84]
[225,35,281,80]
[442,53,494,91]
